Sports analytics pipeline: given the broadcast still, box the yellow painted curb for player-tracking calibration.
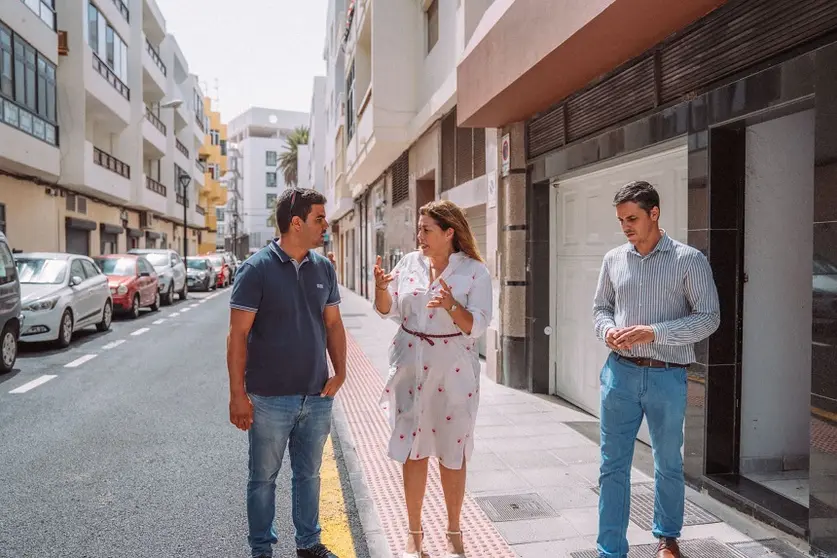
[319,434,357,558]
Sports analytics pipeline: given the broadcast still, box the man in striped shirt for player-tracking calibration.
[592,181,720,558]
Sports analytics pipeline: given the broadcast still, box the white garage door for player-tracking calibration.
[551,145,688,445]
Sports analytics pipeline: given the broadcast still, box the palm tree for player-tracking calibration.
[278,126,309,187]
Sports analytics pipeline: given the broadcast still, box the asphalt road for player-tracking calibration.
[0,289,300,557]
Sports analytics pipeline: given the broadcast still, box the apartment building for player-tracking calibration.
[197,95,227,254]
[326,0,499,357]
[455,0,837,553]
[217,142,244,255]
[226,107,308,253]
[0,0,208,257]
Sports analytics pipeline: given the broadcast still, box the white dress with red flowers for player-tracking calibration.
[376,251,493,470]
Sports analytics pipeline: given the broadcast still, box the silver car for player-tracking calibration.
[128,249,187,306]
[16,253,113,348]
[0,232,22,373]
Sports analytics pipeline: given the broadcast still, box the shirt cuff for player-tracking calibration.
[651,323,667,345]
[230,303,258,313]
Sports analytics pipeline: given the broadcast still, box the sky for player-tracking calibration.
[155,0,328,122]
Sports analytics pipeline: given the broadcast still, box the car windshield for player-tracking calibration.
[143,253,169,267]
[208,256,223,266]
[16,258,68,284]
[95,258,135,276]
[187,259,208,270]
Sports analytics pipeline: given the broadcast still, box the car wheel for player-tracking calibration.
[57,309,73,348]
[178,281,188,300]
[0,322,18,374]
[150,291,160,312]
[96,300,112,332]
[130,294,141,319]
[163,284,174,306]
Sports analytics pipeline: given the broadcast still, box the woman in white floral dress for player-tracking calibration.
[374,200,493,558]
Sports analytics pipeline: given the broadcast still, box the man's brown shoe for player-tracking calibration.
[656,537,681,558]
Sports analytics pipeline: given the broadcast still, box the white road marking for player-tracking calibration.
[9,375,57,394]
[169,312,180,317]
[152,319,165,325]
[131,327,150,336]
[181,307,191,313]
[102,340,125,350]
[65,354,97,368]
[190,304,200,308]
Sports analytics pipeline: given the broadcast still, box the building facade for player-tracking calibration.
[0,0,209,257]
[198,96,227,254]
[226,107,308,253]
[457,0,837,553]
[325,0,502,365]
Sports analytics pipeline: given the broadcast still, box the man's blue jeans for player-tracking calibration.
[597,353,687,558]
[247,394,333,557]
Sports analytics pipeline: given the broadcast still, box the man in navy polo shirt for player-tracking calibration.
[227,187,347,558]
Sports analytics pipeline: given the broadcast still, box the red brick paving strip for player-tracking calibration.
[340,332,518,557]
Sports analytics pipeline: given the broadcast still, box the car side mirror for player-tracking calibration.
[70,275,83,287]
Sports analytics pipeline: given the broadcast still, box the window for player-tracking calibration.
[426,0,439,53]
[265,150,277,166]
[266,215,275,228]
[220,139,227,156]
[346,61,355,139]
[216,207,224,222]
[22,0,56,30]
[210,129,220,145]
[87,3,98,50]
[266,171,277,188]
[0,240,16,285]
[81,259,100,279]
[0,23,58,144]
[208,163,218,180]
[266,193,277,209]
[70,260,85,281]
[86,3,128,83]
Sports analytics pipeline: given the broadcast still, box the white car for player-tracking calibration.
[128,249,187,305]
[16,253,113,347]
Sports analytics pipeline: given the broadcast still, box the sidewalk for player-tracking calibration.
[333,287,810,557]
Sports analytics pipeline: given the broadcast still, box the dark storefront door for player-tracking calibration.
[65,227,89,256]
[100,233,117,255]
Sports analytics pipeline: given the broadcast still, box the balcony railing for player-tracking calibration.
[195,205,206,216]
[92,52,130,100]
[176,139,189,158]
[145,176,167,196]
[93,146,130,179]
[21,0,56,30]
[145,106,166,135]
[195,159,206,173]
[0,97,58,146]
[145,38,166,76]
[195,114,206,133]
[176,193,185,205]
[111,0,129,22]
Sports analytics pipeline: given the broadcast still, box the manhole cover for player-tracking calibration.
[571,537,747,558]
[591,483,719,530]
[731,539,809,557]
[473,493,558,522]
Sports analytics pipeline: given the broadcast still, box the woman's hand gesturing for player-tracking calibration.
[374,255,393,291]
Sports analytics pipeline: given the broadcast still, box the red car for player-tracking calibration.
[204,254,231,288]
[93,254,160,318]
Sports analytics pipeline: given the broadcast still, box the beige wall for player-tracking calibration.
[0,176,62,252]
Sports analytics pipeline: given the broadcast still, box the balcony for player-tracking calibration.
[142,0,166,46]
[9,1,57,58]
[140,175,167,214]
[192,112,205,145]
[0,96,59,181]
[176,138,189,158]
[142,36,167,97]
[172,86,189,131]
[83,141,131,203]
[193,158,205,187]
[85,49,130,129]
[190,205,205,229]
[142,106,166,157]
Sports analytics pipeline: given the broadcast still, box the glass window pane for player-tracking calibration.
[38,74,46,116]
[106,27,114,68]
[14,59,24,103]
[25,66,36,110]
[87,4,97,50]
[46,80,55,122]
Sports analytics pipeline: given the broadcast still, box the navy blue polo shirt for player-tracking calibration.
[229,241,340,396]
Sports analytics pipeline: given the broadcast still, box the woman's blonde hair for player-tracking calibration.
[419,200,484,262]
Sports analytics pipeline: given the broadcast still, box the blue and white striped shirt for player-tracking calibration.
[592,233,720,365]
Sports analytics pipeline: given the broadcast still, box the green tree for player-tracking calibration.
[278,126,309,187]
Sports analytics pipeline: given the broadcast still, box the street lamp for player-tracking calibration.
[179,171,192,273]
[161,99,183,109]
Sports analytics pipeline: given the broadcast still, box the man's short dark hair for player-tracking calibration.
[613,180,660,213]
[275,187,327,234]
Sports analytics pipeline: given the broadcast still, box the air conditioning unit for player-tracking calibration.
[58,31,69,56]
[140,211,154,229]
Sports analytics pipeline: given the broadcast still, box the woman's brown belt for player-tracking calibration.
[400,324,462,346]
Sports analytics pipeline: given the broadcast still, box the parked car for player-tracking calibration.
[0,232,22,373]
[16,253,112,348]
[186,257,217,292]
[128,249,187,305]
[93,254,160,319]
[204,253,231,288]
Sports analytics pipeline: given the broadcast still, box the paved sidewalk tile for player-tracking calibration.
[334,288,810,557]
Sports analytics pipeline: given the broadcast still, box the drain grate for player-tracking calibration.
[473,493,558,522]
[571,537,747,558]
[730,539,810,557]
[591,483,719,530]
